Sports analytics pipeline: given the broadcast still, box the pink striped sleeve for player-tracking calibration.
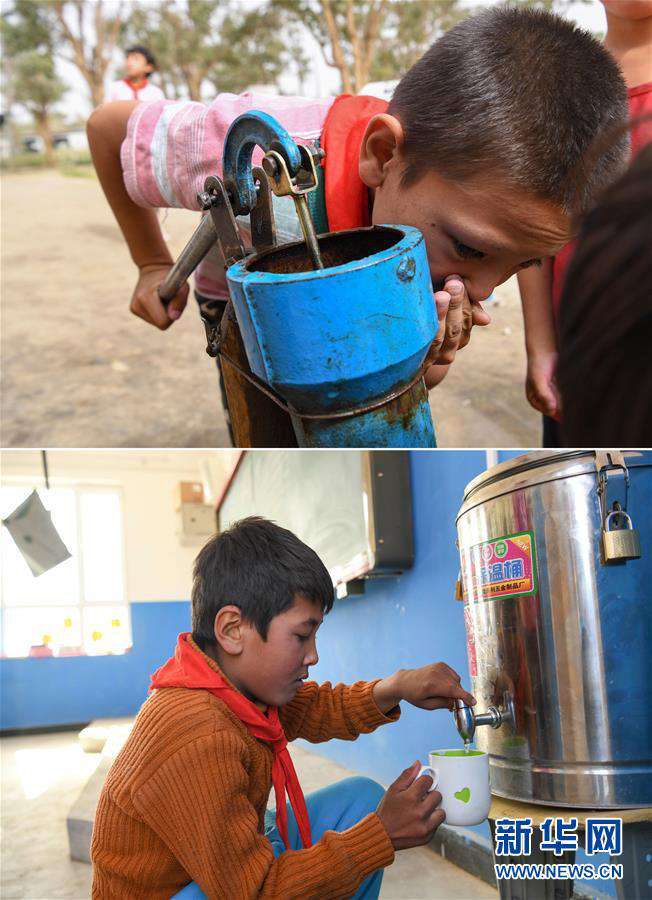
[120,99,206,209]
[121,92,334,212]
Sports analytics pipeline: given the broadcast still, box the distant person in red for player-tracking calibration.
[517,0,652,447]
[106,45,165,103]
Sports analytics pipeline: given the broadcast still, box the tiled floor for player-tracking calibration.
[1,729,497,899]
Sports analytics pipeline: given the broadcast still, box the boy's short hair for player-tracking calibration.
[389,7,629,215]
[191,516,334,647]
[126,44,157,75]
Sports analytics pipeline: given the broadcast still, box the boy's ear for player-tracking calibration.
[213,605,245,656]
[359,114,405,189]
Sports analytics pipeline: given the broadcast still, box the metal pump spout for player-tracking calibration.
[453,696,514,746]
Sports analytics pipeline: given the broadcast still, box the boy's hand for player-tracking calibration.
[525,351,561,419]
[376,761,445,850]
[374,663,476,712]
[131,264,189,330]
[427,276,491,367]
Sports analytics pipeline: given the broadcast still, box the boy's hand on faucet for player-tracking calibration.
[374,663,476,713]
[131,264,189,330]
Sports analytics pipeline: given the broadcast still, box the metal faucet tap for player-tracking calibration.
[453,696,513,746]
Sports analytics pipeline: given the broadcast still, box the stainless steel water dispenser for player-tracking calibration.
[456,450,651,808]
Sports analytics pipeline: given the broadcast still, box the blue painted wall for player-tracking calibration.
[296,449,615,896]
[497,449,528,464]
[0,601,190,731]
[296,451,489,834]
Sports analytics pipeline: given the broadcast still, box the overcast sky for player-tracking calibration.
[7,0,607,125]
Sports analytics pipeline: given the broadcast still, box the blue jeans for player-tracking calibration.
[172,775,386,899]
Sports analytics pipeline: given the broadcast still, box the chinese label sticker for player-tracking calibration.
[461,531,537,602]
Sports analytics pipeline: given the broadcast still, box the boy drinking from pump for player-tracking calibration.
[91,517,476,898]
[88,7,628,392]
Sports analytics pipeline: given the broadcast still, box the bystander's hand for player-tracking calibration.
[525,350,561,419]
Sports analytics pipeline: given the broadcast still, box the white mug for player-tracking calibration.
[418,748,491,826]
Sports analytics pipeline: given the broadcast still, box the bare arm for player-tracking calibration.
[517,260,560,418]
[86,101,171,269]
[86,102,188,328]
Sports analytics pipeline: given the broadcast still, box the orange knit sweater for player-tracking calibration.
[91,642,400,898]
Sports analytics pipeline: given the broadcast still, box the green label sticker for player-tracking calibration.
[454,787,471,804]
[460,530,538,603]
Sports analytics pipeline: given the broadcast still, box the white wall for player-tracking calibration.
[0,450,240,603]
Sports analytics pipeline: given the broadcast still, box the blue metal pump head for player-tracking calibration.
[222,111,302,217]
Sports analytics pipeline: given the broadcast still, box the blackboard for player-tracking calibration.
[217,451,413,588]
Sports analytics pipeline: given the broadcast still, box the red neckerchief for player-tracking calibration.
[320,94,389,232]
[149,632,312,851]
[123,77,148,100]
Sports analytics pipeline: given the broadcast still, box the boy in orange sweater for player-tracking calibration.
[91,517,476,898]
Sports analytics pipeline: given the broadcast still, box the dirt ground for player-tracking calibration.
[1,169,541,448]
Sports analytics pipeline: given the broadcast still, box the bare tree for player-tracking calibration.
[50,0,125,107]
[272,0,469,94]
[369,0,469,82]
[123,0,307,100]
[273,0,386,94]
[11,51,67,162]
[1,0,57,154]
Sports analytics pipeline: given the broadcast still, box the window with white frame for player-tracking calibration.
[0,484,131,658]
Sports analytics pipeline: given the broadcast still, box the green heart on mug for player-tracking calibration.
[454,787,471,804]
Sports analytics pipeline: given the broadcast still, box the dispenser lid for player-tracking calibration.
[459,450,651,518]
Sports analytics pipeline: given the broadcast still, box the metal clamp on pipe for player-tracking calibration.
[157,111,309,308]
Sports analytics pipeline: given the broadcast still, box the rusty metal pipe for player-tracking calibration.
[157,214,217,305]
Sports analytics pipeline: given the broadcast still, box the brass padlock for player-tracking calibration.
[602,510,642,562]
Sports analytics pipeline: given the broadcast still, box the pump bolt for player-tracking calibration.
[197,190,214,210]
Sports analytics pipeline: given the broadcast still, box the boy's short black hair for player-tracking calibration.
[389,7,629,215]
[191,516,334,648]
[126,44,157,75]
